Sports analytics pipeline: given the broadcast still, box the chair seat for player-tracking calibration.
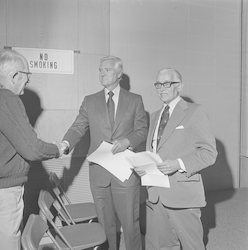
[59,202,97,222]
[38,243,57,250]
[55,222,106,250]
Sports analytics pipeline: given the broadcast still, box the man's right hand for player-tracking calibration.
[133,166,147,177]
[60,141,70,156]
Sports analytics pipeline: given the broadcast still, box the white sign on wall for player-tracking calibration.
[13,47,74,74]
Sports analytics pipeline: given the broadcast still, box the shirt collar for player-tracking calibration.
[104,84,120,98]
[164,95,181,113]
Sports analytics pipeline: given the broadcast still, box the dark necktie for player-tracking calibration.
[157,105,170,146]
[107,91,115,129]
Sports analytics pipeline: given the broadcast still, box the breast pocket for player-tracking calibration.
[176,172,200,182]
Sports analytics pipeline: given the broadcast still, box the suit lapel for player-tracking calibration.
[157,99,188,149]
[97,88,130,133]
[147,109,161,151]
[97,90,112,129]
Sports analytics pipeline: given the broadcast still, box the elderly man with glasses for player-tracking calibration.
[0,49,61,250]
[134,67,217,250]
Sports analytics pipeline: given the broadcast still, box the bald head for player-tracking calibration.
[156,67,183,104]
[157,68,182,83]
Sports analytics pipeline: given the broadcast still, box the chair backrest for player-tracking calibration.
[38,190,75,250]
[49,172,75,224]
[21,214,61,250]
[38,189,72,226]
[49,172,71,205]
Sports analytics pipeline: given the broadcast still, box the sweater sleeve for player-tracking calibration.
[0,92,59,161]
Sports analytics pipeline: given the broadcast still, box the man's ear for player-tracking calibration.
[118,69,123,79]
[178,83,184,92]
[8,71,17,84]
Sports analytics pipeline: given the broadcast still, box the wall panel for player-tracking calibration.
[240,0,248,187]
[78,0,109,54]
[1,0,110,223]
[6,0,78,49]
[0,0,7,48]
[110,0,242,191]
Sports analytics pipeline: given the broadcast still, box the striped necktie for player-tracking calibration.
[157,105,170,146]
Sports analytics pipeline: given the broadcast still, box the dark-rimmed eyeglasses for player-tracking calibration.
[154,81,180,89]
[13,71,32,80]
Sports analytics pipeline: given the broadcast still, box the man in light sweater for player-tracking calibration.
[0,49,61,250]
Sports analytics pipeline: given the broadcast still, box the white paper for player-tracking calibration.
[87,141,135,182]
[126,151,170,188]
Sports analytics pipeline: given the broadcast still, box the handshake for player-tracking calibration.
[53,141,70,158]
[53,138,132,158]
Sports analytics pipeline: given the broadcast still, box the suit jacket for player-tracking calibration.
[147,98,217,208]
[63,87,148,187]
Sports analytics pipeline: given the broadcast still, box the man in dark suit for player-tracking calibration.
[61,56,148,250]
[135,68,217,250]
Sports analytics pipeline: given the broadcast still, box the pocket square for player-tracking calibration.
[175,125,184,129]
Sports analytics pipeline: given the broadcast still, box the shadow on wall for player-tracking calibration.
[20,88,54,226]
[181,97,235,247]
[201,138,234,246]
[20,88,43,127]
[59,130,90,193]
[120,73,130,91]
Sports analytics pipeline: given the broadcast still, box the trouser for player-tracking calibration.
[149,199,205,250]
[91,178,142,250]
[0,186,24,250]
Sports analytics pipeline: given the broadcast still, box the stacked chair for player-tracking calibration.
[21,213,57,250]
[33,189,106,250]
[49,172,97,224]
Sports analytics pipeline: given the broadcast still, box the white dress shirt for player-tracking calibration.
[104,84,120,118]
[152,96,186,172]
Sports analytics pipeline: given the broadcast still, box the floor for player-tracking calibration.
[201,187,248,250]
[118,187,248,250]
[39,187,248,250]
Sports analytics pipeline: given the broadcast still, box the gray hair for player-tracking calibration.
[158,67,182,82]
[100,55,123,77]
[0,50,27,78]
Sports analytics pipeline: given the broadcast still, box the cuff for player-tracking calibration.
[62,140,70,155]
[177,158,186,173]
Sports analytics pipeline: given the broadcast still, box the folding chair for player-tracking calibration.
[49,172,97,224]
[21,213,60,250]
[38,189,106,250]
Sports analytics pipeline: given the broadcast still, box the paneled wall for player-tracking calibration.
[0,0,245,224]
[110,0,242,191]
[0,0,110,223]
[240,0,248,187]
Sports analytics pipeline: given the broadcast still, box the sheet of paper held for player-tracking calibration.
[126,151,170,188]
[86,141,135,182]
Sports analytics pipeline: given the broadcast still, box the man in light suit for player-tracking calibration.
[61,56,148,250]
[135,68,217,250]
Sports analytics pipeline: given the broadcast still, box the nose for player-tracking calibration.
[160,84,168,90]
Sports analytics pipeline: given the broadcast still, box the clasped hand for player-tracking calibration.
[52,141,68,157]
[111,138,130,154]
[134,159,180,176]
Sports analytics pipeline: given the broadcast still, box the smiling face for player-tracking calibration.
[99,58,122,91]
[156,68,183,104]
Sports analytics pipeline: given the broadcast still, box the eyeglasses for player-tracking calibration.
[154,81,180,89]
[13,71,32,80]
